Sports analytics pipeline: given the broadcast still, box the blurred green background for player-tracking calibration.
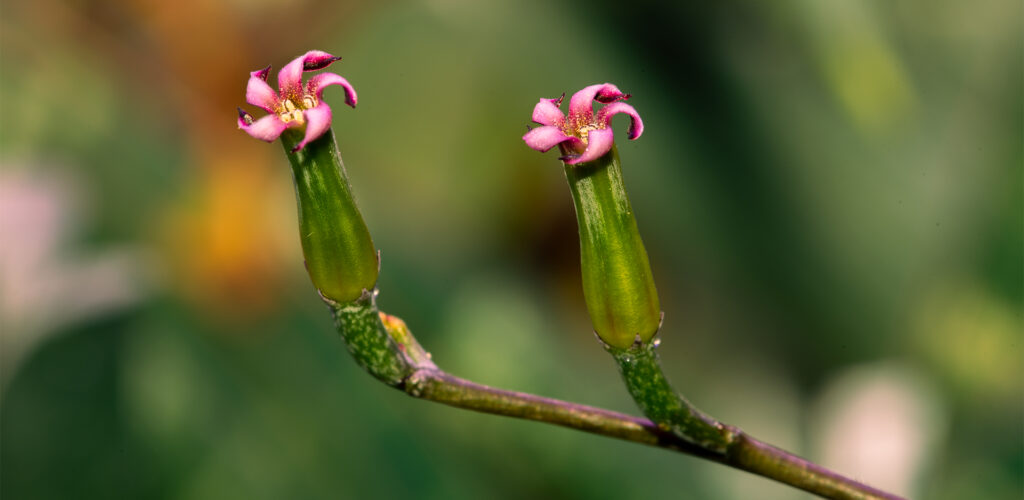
[1,0,1021,498]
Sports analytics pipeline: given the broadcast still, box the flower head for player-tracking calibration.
[522,83,644,165]
[237,50,357,152]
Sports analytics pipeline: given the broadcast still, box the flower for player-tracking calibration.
[522,83,644,165]
[237,50,357,152]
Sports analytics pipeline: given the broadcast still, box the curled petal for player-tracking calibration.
[252,65,271,81]
[597,102,644,140]
[237,107,254,128]
[568,83,629,119]
[293,102,333,152]
[565,128,615,165]
[239,114,293,142]
[307,72,357,108]
[300,51,342,71]
[531,97,565,126]
[278,50,342,94]
[523,125,575,152]
[246,66,278,112]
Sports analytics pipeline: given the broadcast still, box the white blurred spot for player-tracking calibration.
[0,167,150,385]
[811,362,946,498]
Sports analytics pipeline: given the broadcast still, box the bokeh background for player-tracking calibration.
[1,0,1021,498]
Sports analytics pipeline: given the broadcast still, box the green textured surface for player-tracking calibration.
[564,146,662,349]
[609,342,732,453]
[282,129,379,303]
[328,292,411,386]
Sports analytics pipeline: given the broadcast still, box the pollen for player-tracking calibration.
[302,95,317,109]
[571,122,605,145]
[276,99,303,124]
[280,110,304,124]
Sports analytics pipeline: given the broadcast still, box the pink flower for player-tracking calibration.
[237,50,357,152]
[522,83,644,165]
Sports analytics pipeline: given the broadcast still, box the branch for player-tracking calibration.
[609,341,903,499]
[269,105,902,499]
[403,368,900,499]
[327,292,903,500]
[402,367,717,460]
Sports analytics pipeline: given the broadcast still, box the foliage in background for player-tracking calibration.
[1,0,1020,499]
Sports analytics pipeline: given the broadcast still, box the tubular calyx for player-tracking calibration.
[564,145,661,349]
[281,128,378,303]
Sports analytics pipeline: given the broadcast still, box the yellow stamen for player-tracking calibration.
[562,120,606,145]
[279,108,304,124]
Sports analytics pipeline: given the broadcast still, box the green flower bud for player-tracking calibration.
[281,128,378,303]
[564,146,661,349]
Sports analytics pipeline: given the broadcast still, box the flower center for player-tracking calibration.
[563,116,605,145]
[277,95,318,124]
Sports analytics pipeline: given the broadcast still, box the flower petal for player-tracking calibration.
[293,102,333,152]
[565,128,615,165]
[597,102,644,140]
[252,65,271,81]
[531,97,565,126]
[239,113,292,142]
[568,83,628,119]
[307,72,357,108]
[237,107,254,128]
[278,50,342,95]
[523,125,575,152]
[246,66,278,112]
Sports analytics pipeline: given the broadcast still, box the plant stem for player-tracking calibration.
[327,294,902,500]
[328,290,409,386]
[401,367,715,459]
[610,341,734,450]
[726,432,902,500]
[609,341,903,500]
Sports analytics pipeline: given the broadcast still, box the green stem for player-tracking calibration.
[727,433,902,500]
[608,341,734,452]
[326,290,901,499]
[326,291,411,386]
[402,368,714,459]
[609,341,903,499]
[327,292,714,457]
[558,147,900,497]
[275,127,901,499]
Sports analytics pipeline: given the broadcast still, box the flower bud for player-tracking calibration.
[281,128,378,303]
[564,145,661,349]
